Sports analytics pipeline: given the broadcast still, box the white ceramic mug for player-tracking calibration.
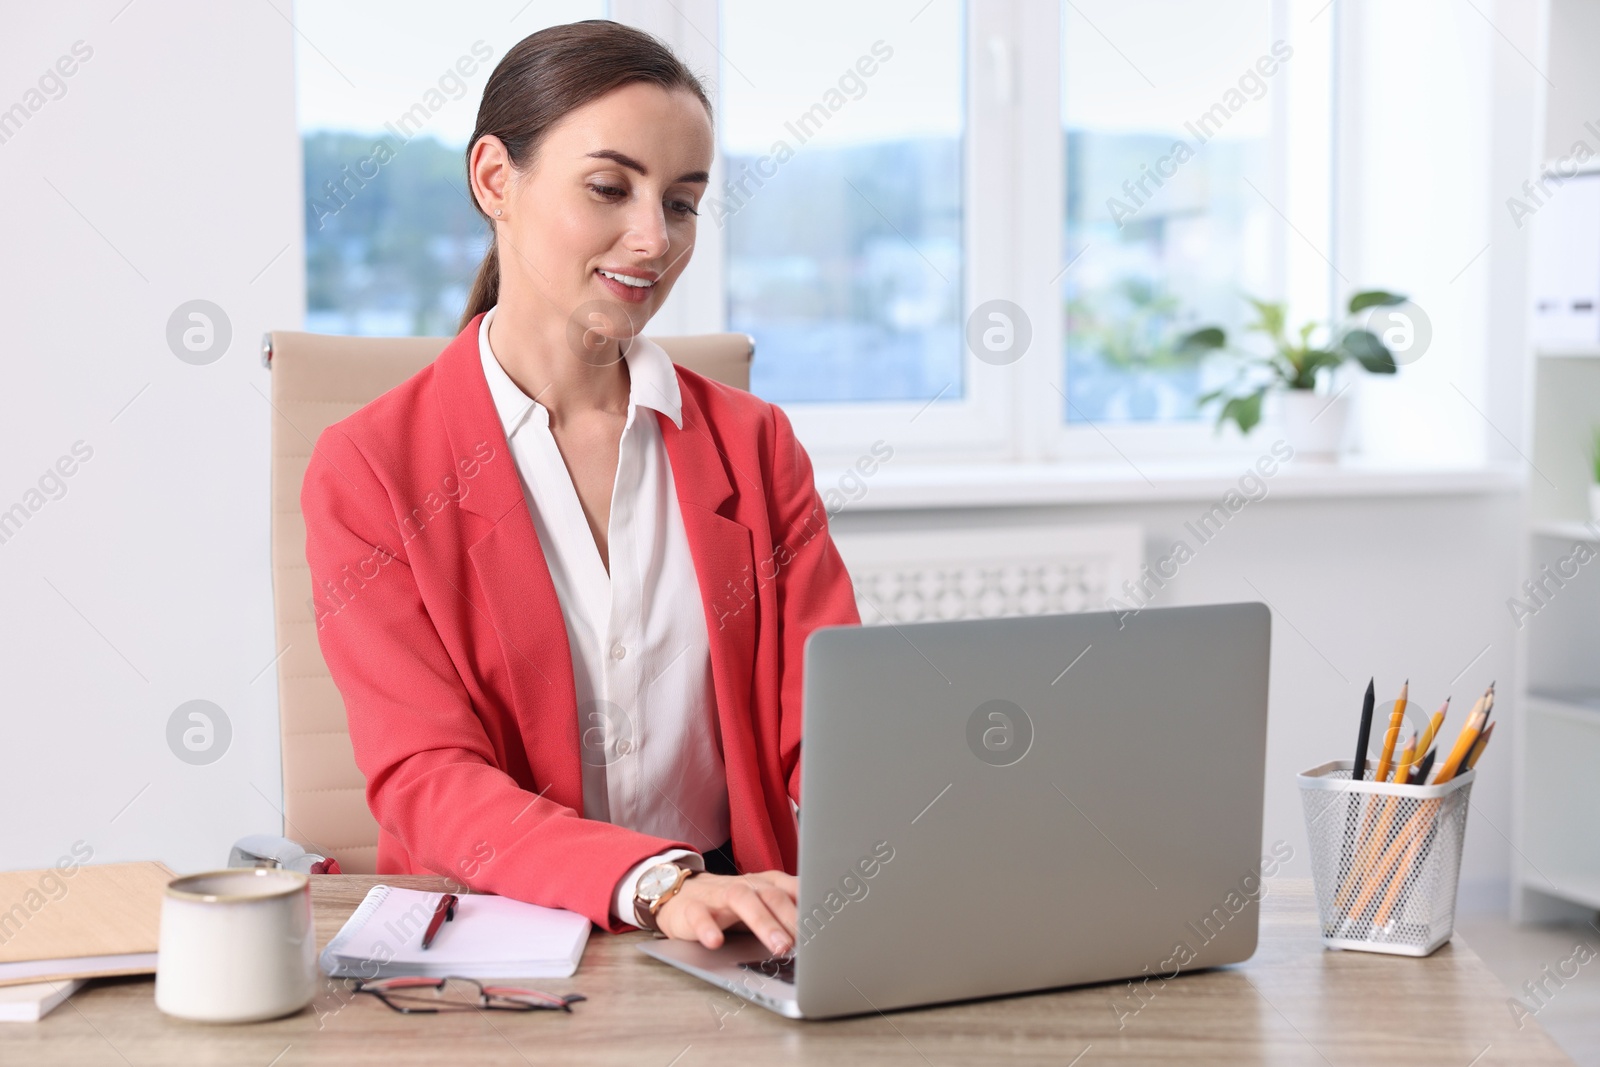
[155,868,317,1023]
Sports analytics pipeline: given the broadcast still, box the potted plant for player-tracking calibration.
[1065,278,1225,420]
[1196,290,1408,458]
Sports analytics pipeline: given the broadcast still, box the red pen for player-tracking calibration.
[420,893,458,949]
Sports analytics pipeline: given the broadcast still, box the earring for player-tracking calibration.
[494,208,502,217]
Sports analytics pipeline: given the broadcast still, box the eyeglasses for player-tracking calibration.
[352,976,586,1015]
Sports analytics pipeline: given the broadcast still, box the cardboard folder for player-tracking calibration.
[0,861,175,987]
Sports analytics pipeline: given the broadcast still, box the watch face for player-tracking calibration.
[637,863,680,899]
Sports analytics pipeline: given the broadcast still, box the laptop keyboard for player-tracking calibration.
[738,952,796,984]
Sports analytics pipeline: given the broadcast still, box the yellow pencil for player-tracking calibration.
[1391,733,1417,792]
[1336,730,1415,914]
[1409,698,1448,782]
[1374,725,1497,927]
[1465,721,1497,771]
[1373,801,1436,927]
[1432,683,1492,785]
[1371,694,1497,928]
[1374,680,1409,783]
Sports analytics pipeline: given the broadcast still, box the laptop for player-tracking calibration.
[638,601,1272,1019]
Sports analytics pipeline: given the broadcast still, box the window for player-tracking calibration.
[293,0,1334,465]
[717,1,964,405]
[1061,0,1281,426]
[294,1,605,336]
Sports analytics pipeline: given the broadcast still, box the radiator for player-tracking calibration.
[831,524,1144,626]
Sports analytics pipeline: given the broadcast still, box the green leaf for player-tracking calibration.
[1219,390,1265,435]
[1348,290,1407,313]
[1303,348,1343,373]
[1246,297,1287,342]
[1178,326,1226,352]
[1339,328,1398,373]
[1287,349,1341,389]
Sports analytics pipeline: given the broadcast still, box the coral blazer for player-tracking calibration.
[300,312,861,931]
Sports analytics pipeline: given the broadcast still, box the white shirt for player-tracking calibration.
[478,305,728,924]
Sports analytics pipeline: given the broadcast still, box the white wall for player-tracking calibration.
[1,1,301,872]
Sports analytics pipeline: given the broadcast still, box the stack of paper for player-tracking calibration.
[0,979,85,1022]
[320,885,591,979]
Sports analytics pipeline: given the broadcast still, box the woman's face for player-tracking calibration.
[475,81,714,349]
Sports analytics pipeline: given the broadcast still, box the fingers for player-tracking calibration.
[652,871,800,956]
[724,882,793,956]
[747,870,799,899]
[688,903,725,950]
[658,896,725,950]
[754,883,798,937]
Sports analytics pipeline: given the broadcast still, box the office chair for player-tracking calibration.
[256,325,755,873]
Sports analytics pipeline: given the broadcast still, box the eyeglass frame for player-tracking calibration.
[351,975,586,1014]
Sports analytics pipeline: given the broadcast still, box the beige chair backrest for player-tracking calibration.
[266,328,754,873]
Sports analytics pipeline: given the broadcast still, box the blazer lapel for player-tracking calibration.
[656,384,766,863]
[434,315,584,813]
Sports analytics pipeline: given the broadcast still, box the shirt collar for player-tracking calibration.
[477,304,684,437]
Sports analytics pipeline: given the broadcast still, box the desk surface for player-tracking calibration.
[5,875,1573,1066]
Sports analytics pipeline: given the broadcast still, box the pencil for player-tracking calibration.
[1374,680,1409,783]
[1375,731,1493,928]
[1337,729,1416,916]
[1465,721,1496,771]
[1392,733,1417,789]
[1337,680,1379,906]
[1408,746,1437,785]
[1373,715,1497,928]
[1411,698,1448,777]
[1338,679,1400,919]
[1372,800,1437,927]
[1352,679,1376,783]
[1432,683,1492,785]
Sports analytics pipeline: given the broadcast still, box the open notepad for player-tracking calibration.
[320,886,591,979]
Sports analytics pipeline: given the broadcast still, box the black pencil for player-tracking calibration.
[1409,747,1437,785]
[1337,679,1378,920]
[1353,678,1376,782]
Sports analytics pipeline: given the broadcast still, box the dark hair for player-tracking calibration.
[458,20,713,332]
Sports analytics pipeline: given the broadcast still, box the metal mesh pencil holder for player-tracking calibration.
[1297,760,1475,956]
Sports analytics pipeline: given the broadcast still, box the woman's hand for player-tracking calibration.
[653,870,798,956]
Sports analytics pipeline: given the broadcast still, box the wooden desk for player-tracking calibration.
[4,876,1573,1066]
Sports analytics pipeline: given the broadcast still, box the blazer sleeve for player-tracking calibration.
[766,403,862,805]
[301,425,693,931]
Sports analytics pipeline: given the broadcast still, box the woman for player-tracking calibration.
[301,21,860,959]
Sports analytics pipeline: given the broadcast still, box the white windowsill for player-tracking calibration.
[813,458,1525,511]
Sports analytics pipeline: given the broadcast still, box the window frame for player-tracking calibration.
[617,0,1328,469]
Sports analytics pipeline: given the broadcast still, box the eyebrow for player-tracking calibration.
[586,149,709,185]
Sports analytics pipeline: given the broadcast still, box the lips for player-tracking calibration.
[595,268,656,303]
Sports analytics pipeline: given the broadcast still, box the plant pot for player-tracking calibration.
[1276,389,1349,461]
[1590,484,1600,524]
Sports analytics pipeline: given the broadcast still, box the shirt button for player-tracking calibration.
[611,643,627,660]
[615,738,633,756]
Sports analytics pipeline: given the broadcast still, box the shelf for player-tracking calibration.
[1531,519,1600,542]
[812,459,1523,511]
[1527,690,1600,722]
[1535,346,1600,359]
[1518,872,1600,913]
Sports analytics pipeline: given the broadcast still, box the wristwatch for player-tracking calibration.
[632,860,699,932]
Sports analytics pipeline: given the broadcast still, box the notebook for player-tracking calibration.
[0,861,174,987]
[320,885,591,979]
[0,979,85,1022]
